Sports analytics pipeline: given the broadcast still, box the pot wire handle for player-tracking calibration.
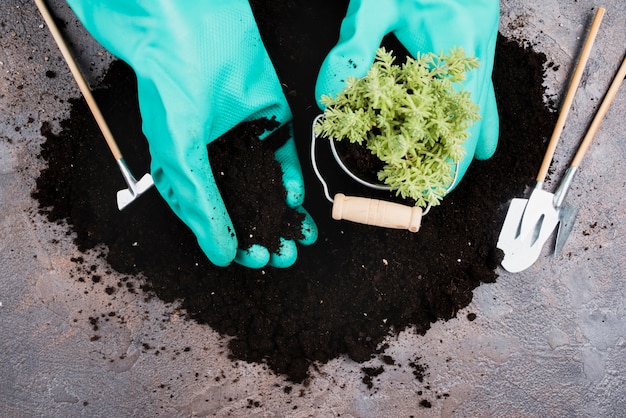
[311,115,335,203]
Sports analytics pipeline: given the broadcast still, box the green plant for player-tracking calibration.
[315,47,480,207]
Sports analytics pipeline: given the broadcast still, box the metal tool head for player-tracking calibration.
[497,197,560,273]
[554,202,579,255]
[115,159,154,210]
[518,187,557,239]
[117,173,154,210]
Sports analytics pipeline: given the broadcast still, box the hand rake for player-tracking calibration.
[35,0,154,210]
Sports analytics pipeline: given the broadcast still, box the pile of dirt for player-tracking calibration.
[33,0,556,384]
[209,117,305,253]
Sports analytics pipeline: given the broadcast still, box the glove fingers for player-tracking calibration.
[151,159,239,267]
[474,82,499,160]
[235,245,271,269]
[449,123,479,190]
[448,78,497,189]
[448,82,498,190]
[268,238,297,268]
[315,2,400,106]
[273,137,318,247]
[235,210,317,269]
[273,135,306,208]
[296,207,318,246]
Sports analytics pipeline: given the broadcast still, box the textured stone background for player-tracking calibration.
[2,0,625,416]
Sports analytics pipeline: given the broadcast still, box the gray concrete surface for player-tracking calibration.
[2,0,625,416]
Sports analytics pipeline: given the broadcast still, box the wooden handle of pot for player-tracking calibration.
[35,0,123,161]
[537,7,605,182]
[332,193,423,232]
[571,54,626,168]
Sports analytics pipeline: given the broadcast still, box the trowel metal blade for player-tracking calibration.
[554,202,579,255]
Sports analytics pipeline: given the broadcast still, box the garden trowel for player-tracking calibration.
[498,167,577,273]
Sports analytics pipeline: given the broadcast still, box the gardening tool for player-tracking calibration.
[310,115,459,232]
[35,0,154,210]
[498,46,626,272]
[496,7,604,272]
[553,53,626,253]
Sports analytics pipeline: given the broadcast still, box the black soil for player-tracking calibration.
[33,0,557,384]
[209,117,304,252]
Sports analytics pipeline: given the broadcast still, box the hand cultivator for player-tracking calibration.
[35,0,153,210]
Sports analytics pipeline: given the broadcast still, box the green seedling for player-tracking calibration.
[315,47,480,207]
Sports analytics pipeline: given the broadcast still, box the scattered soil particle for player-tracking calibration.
[409,358,430,383]
[381,355,395,365]
[361,366,385,389]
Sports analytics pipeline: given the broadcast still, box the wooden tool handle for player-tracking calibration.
[35,0,123,160]
[571,54,626,168]
[537,7,605,182]
[332,193,423,232]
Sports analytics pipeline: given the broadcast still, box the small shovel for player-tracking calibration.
[35,0,154,210]
[498,49,626,272]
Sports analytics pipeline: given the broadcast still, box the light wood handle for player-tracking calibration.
[537,7,605,182]
[332,193,423,232]
[35,0,123,160]
[570,54,626,168]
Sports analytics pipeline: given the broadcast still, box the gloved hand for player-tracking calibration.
[315,0,500,190]
[66,0,317,268]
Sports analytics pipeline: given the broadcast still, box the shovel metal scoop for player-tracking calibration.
[498,23,626,271]
[115,160,154,209]
[497,170,576,273]
[35,0,154,210]
[497,196,560,273]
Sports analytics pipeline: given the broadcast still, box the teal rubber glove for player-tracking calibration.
[66,0,317,268]
[315,0,500,191]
